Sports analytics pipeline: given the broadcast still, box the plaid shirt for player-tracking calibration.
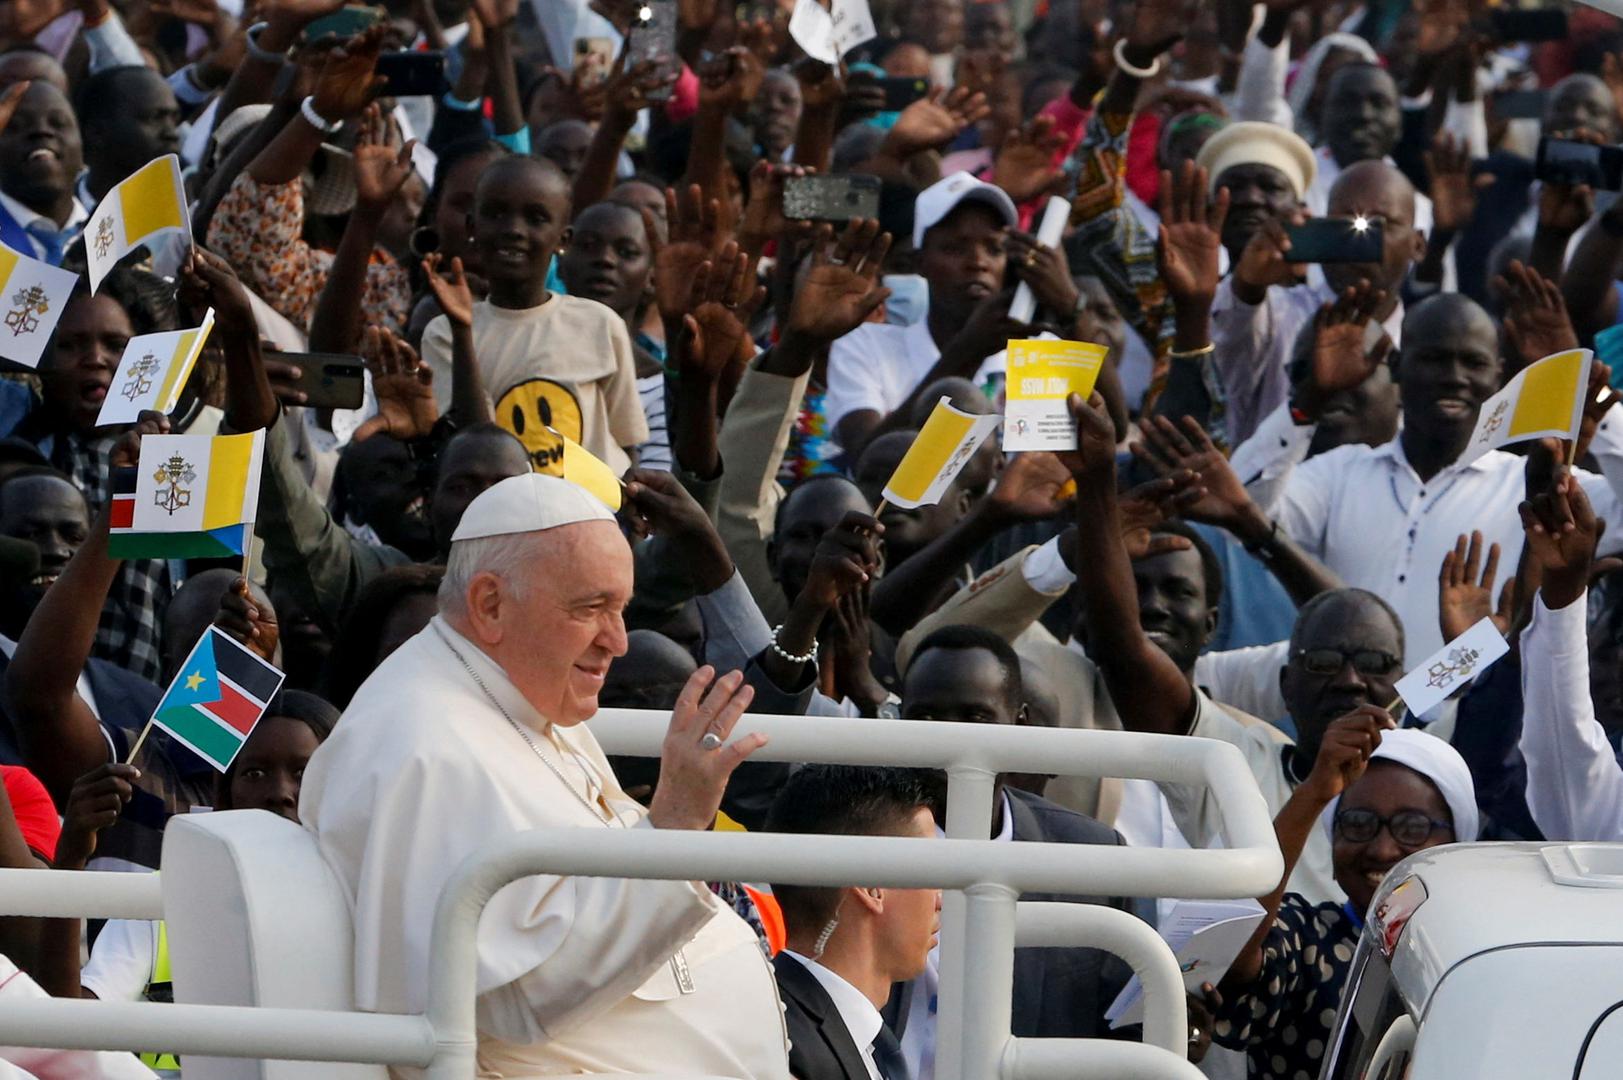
[59,431,172,683]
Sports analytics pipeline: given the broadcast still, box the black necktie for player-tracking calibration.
[871,1025,911,1080]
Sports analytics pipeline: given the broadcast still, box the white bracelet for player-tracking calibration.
[1113,38,1163,79]
[245,22,289,65]
[300,96,344,135]
[768,626,818,666]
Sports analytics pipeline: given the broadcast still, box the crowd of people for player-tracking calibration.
[2,0,1623,1075]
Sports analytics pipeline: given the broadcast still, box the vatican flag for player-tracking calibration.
[1461,348,1592,465]
[544,427,623,511]
[85,154,191,293]
[109,431,265,559]
[97,309,215,426]
[881,396,1001,510]
[0,242,79,369]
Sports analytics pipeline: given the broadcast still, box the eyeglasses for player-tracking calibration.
[1333,809,1454,848]
[1293,648,1401,677]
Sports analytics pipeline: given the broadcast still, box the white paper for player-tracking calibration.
[789,0,876,64]
[1106,899,1266,1028]
[1393,616,1510,717]
[1009,196,1071,324]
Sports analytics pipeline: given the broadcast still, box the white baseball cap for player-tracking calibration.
[450,473,616,543]
[913,172,1020,248]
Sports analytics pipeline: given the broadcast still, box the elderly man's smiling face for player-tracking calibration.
[483,519,634,726]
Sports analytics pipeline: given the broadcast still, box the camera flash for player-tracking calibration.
[1352,214,1370,233]
[638,5,652,19]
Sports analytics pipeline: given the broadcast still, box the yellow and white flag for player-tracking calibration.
[97,309,215,427]
[85,154,191,294]
[1462,348,1592,465]
[882,396,1001,510]
[0,242,79,369]
[543,427,623,511]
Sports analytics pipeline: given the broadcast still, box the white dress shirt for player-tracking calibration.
[1248,422,1623,669]
[0,189,88,264]
[782,952,884,1080]
[1519,592,1623,842]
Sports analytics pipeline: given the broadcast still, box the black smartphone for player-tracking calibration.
[304,4,384,41]
[1489,7,1568,43]
[376,51,447,97]
[782,174,883,223]
[1284,218,1385,263]
[625,0,679,102]
[275,353,367,410]
[1493,88,1548,121]
[1536,136,1623,191]
[878,76,929,112]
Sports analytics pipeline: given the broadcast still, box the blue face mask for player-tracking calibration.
[883,274,929,326]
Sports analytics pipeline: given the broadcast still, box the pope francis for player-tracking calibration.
[300,473,793,1078]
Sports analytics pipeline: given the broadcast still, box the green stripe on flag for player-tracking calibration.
[155,705,246,771]
[108,530,242,561]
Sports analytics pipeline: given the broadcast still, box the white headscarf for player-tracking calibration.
[1286,33,1382,146]
[1322,728,1480,844]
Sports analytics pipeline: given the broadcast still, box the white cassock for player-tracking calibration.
[300,616,792,1079]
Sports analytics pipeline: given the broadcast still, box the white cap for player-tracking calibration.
[1195,121,1317,200]
[450,473,616,543]
[913,172,1020,248]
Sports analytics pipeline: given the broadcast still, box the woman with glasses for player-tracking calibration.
[1207,708,1479,1080]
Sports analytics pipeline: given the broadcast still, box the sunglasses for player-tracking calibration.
[1293,648,1401,677]
[1333,808,1453,848]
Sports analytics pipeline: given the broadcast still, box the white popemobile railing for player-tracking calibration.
[0,711,1282,1080]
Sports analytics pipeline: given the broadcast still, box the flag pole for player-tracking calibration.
[1567,438,1579,467]
[124,716,155,765]
[874,498,889,518]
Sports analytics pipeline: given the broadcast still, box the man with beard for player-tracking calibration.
[0,80,86,264]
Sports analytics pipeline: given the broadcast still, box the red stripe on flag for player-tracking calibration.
[110,494,134,530]
[198,678,263,735]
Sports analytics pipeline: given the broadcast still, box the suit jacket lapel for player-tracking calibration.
[775,954,879,1080]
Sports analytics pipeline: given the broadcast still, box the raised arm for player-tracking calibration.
[1223,709,1391,988]
[420,254,492,428]
[1134,414,1342,605]
[1152,161,1231,432]
[6,417,168,805]
[1062,393,1195,735]
[309,106,416,352]
[1517,472,1623,841]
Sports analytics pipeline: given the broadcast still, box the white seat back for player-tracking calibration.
[161,811,387,1080]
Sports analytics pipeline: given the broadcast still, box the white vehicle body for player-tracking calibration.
[1324,842,1623,1079]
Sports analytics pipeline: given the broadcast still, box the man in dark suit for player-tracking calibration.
[765,766,942,1080]
[883,625,1137,1080]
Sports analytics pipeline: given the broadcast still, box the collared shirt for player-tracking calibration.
[1210,276,1405,448]
[781,952,883,1080]
[901,792,1014,1080]
[0,189,88,265]
[1255,429,1623,668]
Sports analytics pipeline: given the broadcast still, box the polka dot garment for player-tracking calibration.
[1211,894,1360,1080]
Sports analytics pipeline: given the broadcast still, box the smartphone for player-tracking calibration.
[376,51,447,97]
[304,4,384,41]
[783,174,883,224]
[1493,88,1548,122]
[878,76,929,112]
[574,36,614,82]
[275,353,367,411]
[1284,218,1385,264]
[1596,325,1623,392]
[1536,136,1623,192]
[1489,7,1568,43]
[625,0,679,102]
